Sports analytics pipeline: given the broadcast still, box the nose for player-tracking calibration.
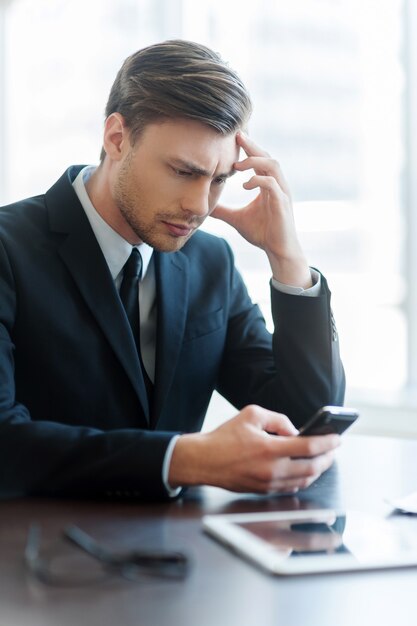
[180,180,210,218]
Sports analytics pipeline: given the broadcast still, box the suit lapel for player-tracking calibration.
[153,251,189,424]
[46,167,150,421]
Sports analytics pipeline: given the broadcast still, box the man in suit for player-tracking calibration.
[0,40,344,499]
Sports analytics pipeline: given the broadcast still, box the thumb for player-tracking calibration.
[264,413,299,437]
[248,406,299,436]
[211,203,239,227]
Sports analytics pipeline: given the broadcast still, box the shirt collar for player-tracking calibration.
[72,165,153,281]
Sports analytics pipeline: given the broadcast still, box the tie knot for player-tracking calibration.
[123,248,142,279]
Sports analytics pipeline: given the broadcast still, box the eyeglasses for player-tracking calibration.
[24,524,190,587]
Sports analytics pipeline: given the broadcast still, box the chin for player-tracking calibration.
[155,240,188,253]
[145,233,193,253]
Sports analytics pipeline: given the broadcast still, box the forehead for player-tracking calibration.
[132,118,239,173]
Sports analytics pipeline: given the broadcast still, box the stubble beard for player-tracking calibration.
[113,156,202,252]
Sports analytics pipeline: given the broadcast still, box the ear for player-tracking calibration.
[102,113,130,161]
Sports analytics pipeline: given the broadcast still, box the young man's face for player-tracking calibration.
[112,118,239,251]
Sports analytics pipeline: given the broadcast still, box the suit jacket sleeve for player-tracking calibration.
[216,243,345,428]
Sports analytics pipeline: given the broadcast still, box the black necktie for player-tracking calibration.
[119,248,153,407]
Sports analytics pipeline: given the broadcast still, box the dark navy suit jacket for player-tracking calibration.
[0,166,345,498]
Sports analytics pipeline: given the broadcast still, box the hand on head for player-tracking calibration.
[211,133,312,289]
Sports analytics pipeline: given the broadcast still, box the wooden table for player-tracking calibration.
[1,434,417,626]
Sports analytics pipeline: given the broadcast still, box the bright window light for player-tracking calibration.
[2,0,405,396]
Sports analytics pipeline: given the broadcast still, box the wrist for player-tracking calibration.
[267,251,312,289]
[168,432,211,488]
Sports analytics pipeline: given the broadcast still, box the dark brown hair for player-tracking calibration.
[100,39,252,160]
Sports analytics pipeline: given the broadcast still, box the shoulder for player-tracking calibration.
[0,166,83,242]
[0,194,48,241]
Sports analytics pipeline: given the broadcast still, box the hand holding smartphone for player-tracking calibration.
[298,406,359,437]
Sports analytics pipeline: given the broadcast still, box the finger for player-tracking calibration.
[235,151,291,197]
[234,156,281,177]
[259,456,334,493]
[268,433,341,459]
[210,203,248,229]
[252,475,311,493]
[247,475,301,493]
[264,417,299,437]
[243,174,282,194]
[247,406,299,436]
[243,173,291,203]
[249,450,334,492]
[211,205,249,231]
[263,450,335,486]
[285,450,336,479]
[237,131,270,158]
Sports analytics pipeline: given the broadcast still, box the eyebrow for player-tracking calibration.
[170,158,236,180]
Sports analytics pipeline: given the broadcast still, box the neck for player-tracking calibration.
[84,162,141,245]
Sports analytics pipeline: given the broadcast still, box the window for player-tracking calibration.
[0,0,411,416]
[183,0,405,397]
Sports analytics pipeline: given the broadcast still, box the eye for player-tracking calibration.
[175,168,193,178]
[213,177,227,186]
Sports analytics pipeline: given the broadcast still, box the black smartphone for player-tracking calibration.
[298,406,359,436]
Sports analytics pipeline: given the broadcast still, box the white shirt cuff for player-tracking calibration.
[162,434,183,498]
[271,268,321,297]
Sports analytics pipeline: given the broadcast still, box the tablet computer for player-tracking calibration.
[202,509,417,575]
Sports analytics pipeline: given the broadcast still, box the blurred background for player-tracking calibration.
[1,0,416,436]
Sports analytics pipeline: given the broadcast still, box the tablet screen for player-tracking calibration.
[203,509,417,575]
[236,512,348,557]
